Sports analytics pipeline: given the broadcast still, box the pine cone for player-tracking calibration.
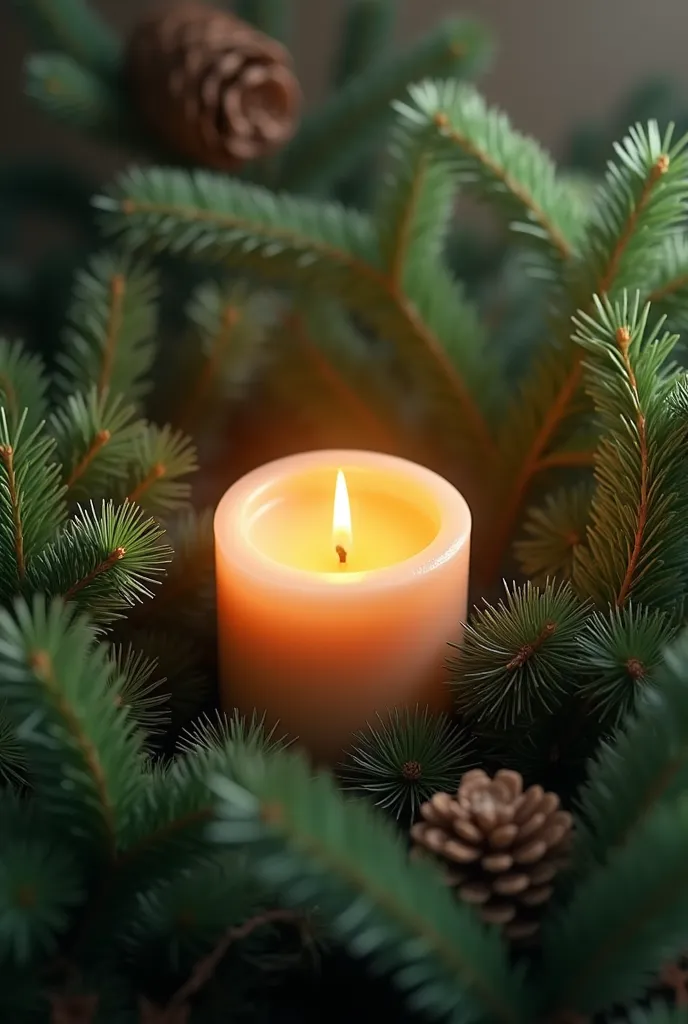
[125,3,302,170]
[411,768,572,941]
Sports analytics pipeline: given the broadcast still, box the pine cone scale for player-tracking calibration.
[411,769,572,942]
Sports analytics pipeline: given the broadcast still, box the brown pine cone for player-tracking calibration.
[411,768,572,941]
[125,3,302,170]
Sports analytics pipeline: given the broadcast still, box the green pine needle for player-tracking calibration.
[576,605,675,726]
[453,580,589,728]
[0,338,49,433]
[0,410,67,603]
[210,745,533,1024]
[340,707,475,820]
[107,642,171,742]
[177,709,288,759]
[0,705,27,787]
[50,387,140,501]
[56,251,159,404]
[515,482,593,585]
[120,628,211,729]
[122,423,198,517]
[0,839,83,964]
[26,500,172,623]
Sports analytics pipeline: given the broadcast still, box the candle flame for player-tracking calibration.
[332,469,352,562]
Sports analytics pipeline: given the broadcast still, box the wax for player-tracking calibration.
[214,450,471,762]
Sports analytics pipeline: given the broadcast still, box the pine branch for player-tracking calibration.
[572,295,686,610]
[107,642,170,742]
[0,410,66,603]
[98,170,496,458]
[543,797,688,1017]
[25,54,131,138]
[573,627,688,873]
[178,281,273,432]
[0,704,28,785]
[133,507,215,633]
[27,500,171,623]
[514,482,593,585]
[575,605,674,727]
[482,122,688,583]
[210,746,533,1024]
[279,18,492,193]
[0,338,49,433]
[0,836,83,964]
[13,0,122,79]
[0,596,145,856]
[397,81,585,271]
[57,252,159,404]
[334,1,395,88]
[120,628,211,730]
[644,233,688,328]
[451,580,589,730]
[50,388,140,501]
[123,424,197,517]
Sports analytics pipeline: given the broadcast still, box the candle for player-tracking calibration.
[214,450,471,762]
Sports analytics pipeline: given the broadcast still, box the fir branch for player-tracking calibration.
[211,746,533,1024]
[179,281,272,432]
[0,704,28,786]
[398,81,584,270]
[0,837,83,964]
[99,169,496,457]
[50,388,140,500]
[57,252,159,404]
[515,482,593,586]
[25,54,130,138]
[13,0,122,79]
[27,501,171,623]
[0,596,145,854]
[0,411,66,602]
[573,627,688,872]
[576,606,674,727]
[544,797,688,1017]
[107,642,170,742]
[0,338,49,433]
[279,18,491,193]
[123,424,197,516]
[177,709,288,759]
[572,295,686,610]
[644,233,688,328]
[452,580,589,729]
[340,707,475,821]
[134,507,214,632]
[482,122,688,583]
[334,1,395,88]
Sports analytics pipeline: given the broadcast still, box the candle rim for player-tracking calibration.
[215,449,471,592]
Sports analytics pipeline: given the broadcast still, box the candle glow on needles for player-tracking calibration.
[332,469,352,566]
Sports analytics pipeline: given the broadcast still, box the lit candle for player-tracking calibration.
[214,450,471,762]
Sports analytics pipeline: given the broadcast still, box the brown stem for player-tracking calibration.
[614,325,649,607]
[179,305,240,431]
[120,199,495,460]
[506,620,556,671]
[0,444,25,579]
[168,910,301,1011]
[480,153,670,585]
[432,113,574,262]
[65,430,111,490]
[63,547,125,601]
[29,650,116,855]
[389,154,427,287]
[97,273,125,397]
[127,463,166,504]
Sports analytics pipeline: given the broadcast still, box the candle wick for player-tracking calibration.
[335,544,347,565]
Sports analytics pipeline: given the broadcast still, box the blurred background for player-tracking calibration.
[3,0,688,165]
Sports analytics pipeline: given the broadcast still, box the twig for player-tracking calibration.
[168,909,301,1011]
[179,305,240,431]
[127,463,165,504]
[614,325,648,607]
[506,620,556,671]
[63,547,125,600]
[97,273,125,397]
[65,430,111,490]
